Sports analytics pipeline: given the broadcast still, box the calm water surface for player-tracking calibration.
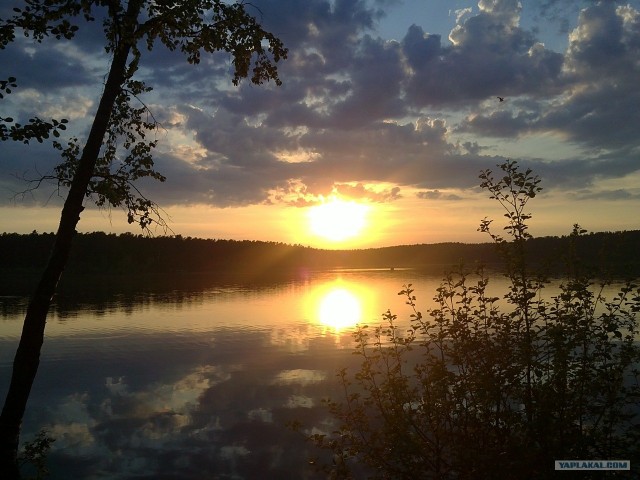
[0,268,464,479]
[0,269,631,479]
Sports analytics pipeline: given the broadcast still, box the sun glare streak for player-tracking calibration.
[307,198,370,242]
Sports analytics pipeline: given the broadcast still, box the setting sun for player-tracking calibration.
[308,198,369,242]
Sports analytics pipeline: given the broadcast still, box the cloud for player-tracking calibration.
[457,108,539,137]
[532,1,589,33]
[574,188,640,201]
[416,189,463,201]
[327,36,406,128]
[2,0,640,213]
[0,43,96,91]
[540,3,640,149]
[456,3,640,154]
[402,1,564,107]
[334,182,402,202]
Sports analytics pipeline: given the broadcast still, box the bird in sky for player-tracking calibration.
[497,96,505,102]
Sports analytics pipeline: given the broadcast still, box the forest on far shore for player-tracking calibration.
[1,229,639,279]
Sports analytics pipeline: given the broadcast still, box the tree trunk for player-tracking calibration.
[0,5,141,477]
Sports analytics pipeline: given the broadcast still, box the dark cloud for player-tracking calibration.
[456,108,539,137]
[0,40,98,91]
[416,190,463,201]
[2,0,640,211]
[574,189,640,201]
[401,2,564,107]
[328,36,406,128]
[538,2,640,149]
[402,24,442,68]
[457,2,640,155]
[334,182,402,202]
[0,140,69,205]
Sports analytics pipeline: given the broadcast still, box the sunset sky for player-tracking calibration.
[1,0,639,249]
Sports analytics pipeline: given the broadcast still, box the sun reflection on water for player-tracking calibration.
[318,288,361,329]
[306,279,374,333]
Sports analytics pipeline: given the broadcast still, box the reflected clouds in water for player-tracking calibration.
[0,270,433,478]
[22,331,351,479]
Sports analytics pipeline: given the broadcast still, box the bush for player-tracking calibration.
[307,161,640,479]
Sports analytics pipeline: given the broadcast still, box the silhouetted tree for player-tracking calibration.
[0,1,286,476]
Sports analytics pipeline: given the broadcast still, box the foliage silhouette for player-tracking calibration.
[17,430,54,480]
[304,161,640,479]
[0,1,286,477]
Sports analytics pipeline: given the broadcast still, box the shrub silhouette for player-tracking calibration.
[306,161,640,479]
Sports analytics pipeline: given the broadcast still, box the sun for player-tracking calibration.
[308,198,369,242]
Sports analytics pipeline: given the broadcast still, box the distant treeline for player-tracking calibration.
[1,230,639,277]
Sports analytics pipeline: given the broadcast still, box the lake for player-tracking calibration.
[0,267,468,479]
[0,268,634,479]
